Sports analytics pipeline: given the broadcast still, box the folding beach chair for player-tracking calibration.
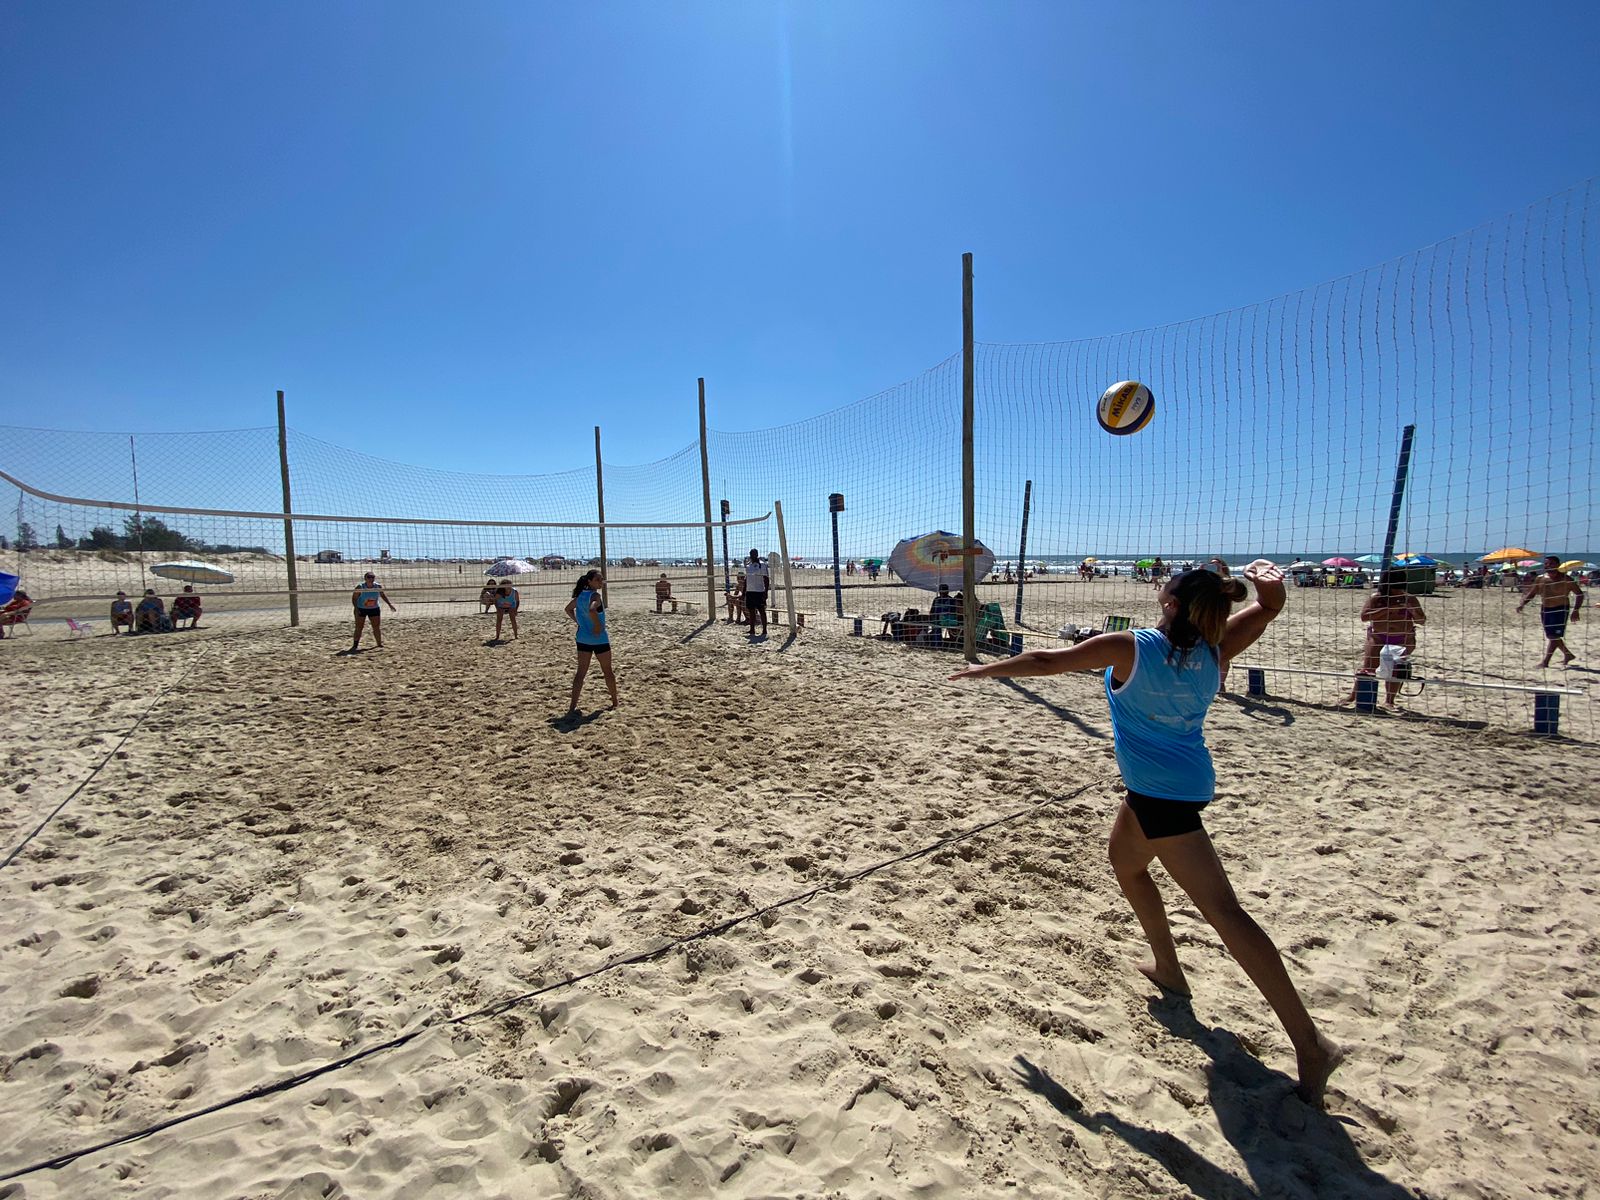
[1102,615,1134,633]
[65,618,93,639]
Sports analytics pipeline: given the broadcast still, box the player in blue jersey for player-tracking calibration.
[951,559,1342,1105]
[564,569,619,713]
[349,572,397,652]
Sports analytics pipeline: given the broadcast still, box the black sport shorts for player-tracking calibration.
[745,590,768,613]
[1125,789,1210,839]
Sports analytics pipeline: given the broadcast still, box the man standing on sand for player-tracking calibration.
[1518,555,1584,667]
[743,548,769,637]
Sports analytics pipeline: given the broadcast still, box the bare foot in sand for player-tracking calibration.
[1137,960,1191,997]
[1295,1033,1345,1106]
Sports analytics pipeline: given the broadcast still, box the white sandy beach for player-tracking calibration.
[1,589,1597,1197]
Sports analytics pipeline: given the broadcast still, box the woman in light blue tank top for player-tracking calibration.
[564,569,619,713]
[950,559,1341,1105]
[492,583,520,642]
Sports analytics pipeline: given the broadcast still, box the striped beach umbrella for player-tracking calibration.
[484,558,537,577]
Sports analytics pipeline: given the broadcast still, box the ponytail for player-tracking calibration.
[572,570,601,599]
[1164,569,1247,661]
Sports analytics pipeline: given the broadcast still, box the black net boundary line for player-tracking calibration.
[0,647,212,874]
[0,777,1110,1182]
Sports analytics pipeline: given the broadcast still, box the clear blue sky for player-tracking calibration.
[3,0,1597,481]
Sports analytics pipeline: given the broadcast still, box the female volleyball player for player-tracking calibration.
[564,569,619,713]
[950,559,1342,1104]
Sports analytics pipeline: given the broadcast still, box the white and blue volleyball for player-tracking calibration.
[1096,380,1156,435]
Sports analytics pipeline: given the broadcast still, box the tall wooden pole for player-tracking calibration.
[594,426,608,606]
[961,253,977,661]
[698,379,717,619]
[774,500,798,630]
[276,391,300,628]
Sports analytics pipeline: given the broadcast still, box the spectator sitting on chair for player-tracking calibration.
[929,584,958,638]
[134,589,165,633]
[655,573,677,613]
[0,590,32,638]
[171,585,203,629]
[110,590,134,635]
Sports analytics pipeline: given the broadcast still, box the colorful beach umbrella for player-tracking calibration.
[1394,554,1446,568]
[887,531,996,592]
[484,558,537,577]
[1479,547,1537,563]
[1136,559,1156,569]
[1322,557,1360,568]
[150,561,235,585]
[1559,560,1593,572]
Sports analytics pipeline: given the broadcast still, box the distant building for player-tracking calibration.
[315,549,343,564]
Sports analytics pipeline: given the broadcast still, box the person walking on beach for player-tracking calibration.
[949,560,1342,1105]
[1518,555,1584,667]
[492,582,520,642]
[743,549,769,637]
[565,569,619,712]
[350,571,396,651]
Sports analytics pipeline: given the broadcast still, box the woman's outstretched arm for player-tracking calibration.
[949,632,1133,682]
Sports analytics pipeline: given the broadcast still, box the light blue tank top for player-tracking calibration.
[355,584,382,610]
[1104,627,1219,802]
[576,589,607,642]
[496,590,518,611]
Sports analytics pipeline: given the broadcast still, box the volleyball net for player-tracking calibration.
[2,181,1595,728]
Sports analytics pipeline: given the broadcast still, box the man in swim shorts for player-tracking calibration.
[1518,555,1584,668]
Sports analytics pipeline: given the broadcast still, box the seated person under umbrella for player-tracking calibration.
[110,590,134,634]
[0,590,32,638]
[134,589,166,633]
[171,585,203,629]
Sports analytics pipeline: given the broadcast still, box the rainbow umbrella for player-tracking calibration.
[887,531,995,592]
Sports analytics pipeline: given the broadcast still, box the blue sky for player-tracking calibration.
[2,1,1597,555]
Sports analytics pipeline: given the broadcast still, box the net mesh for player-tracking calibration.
[2,183,1594,731]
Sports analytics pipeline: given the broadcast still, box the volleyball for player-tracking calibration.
[1096,380,1156,435]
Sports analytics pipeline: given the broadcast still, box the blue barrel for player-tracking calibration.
[1534,692,1560,736]
[851,616,863,636]
[1353,676,1378,713]
[1011,633,1024,654]
[1247,668,1265,698]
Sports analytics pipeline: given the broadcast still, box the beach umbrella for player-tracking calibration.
[1322,557,1360,569]
[151,561,235,585]
[1286,561,1321,571]
[1479,547,1537,563]
[1353,553,1386,565]
[1136,559,1156,569]
[484,558,537,578]
[1393,554,1443,568]
[887,531,995,592]
[1559,560,1594,572]
[0,571,17,605]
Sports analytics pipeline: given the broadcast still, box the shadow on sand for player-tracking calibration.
[1012,1000,1416,1199]
[999,678,1108,740]
[547,709,607,732]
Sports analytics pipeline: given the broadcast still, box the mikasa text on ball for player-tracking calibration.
[1096,380,1156,435]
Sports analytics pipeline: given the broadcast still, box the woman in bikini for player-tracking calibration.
[950,560,1342,1105]
[492,582,520,642]
[1343,571,1425,708]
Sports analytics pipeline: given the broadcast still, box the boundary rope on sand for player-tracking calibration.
[0,647,212,874]
[0,776,1112,1182]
